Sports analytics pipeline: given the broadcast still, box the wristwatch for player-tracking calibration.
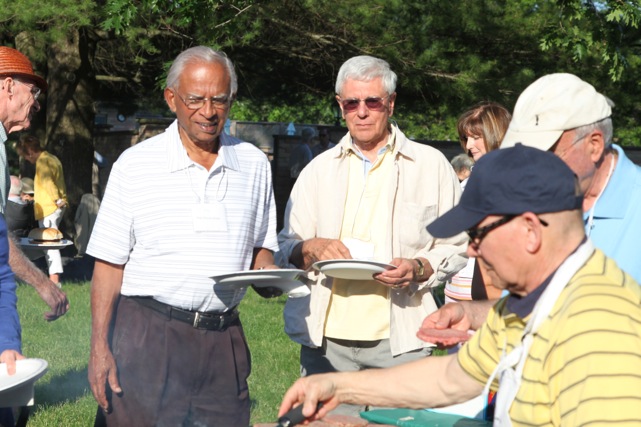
[413,258,425,281]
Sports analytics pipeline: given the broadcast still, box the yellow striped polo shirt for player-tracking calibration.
[458,249,641,426]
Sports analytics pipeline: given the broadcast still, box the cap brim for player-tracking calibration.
[12,72,47,92]
[426,205,487,239]
[501,128,562,151]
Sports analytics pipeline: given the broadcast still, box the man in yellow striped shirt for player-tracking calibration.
[278,144,641,426]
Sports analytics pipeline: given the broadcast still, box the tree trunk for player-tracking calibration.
[45,29,96,238]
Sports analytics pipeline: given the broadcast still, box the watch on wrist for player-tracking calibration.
[413,258,425,281]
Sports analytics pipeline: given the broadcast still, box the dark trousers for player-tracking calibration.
[98,297,251,427]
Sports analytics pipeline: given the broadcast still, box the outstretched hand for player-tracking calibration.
[278,374,340,423]
[416,302,473,348]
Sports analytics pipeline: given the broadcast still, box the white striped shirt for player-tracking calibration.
[87,120,278,311]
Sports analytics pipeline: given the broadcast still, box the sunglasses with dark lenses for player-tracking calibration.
[340,95,389,112]
[466,214,549,247]
[466,215,516,246]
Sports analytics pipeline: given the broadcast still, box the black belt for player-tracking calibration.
[129,297,239,331]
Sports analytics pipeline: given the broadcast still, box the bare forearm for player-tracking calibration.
[9,238,69,320]
[9,238,49,286]
[332,355,481,410]
[90,260,124,349]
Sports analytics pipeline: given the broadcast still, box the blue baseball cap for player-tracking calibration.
[427,144,583,238]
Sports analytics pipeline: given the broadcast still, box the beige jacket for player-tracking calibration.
[276,125,468,355]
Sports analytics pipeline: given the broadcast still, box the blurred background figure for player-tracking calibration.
[450,153,474,190]
[311,126,336,157]
[74,193,100,257]
[446,102,511,304]
[20,177,34,203]
[6,175,36,238]
[16,135,68,284]
[289,126,315,184]
[458,101,511,161]
[92,151,109,200]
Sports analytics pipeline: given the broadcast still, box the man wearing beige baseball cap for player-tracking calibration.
[0,46,69,327]
[502,73,641,283]
[420,73,641,349]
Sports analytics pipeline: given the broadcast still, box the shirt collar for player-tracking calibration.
[344,126,396,159]
[0,122,7,144]
[505,237,587,318]
[166,120,240,173]
[505,275,551,319]
[584,144,629,220]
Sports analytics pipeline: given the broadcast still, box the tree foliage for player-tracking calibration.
[2,0,641,146]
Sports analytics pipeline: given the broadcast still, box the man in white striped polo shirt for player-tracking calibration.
[87,46,279,426]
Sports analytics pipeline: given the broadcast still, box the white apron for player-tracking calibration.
[483,241,595,426]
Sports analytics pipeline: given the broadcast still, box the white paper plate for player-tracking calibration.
[0,358,48,407]
[19,237,73,251]
[0,358,48,392]
[211,269,310,297]
[312,259,396,280]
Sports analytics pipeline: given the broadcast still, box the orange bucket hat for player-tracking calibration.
[0,46,47,91]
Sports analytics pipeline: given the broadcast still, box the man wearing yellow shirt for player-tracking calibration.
[277,55,467,416]
[17,135,67,283]
[278,144,641,426]
[280,144,641,426]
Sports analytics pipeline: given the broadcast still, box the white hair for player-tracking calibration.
[335,55,397,96]
[166,46,238,98]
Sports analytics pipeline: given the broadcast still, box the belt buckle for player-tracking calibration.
[193,311,225,330]
[193,312,202,328]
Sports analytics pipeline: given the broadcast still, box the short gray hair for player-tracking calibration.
[574,96,615,146]
[335,55,397,96]
[166,46,238,98]
[450,153,475,174]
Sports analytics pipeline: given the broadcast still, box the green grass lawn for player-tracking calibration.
[16,281,299,426]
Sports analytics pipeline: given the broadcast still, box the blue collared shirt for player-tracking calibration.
[584,145,641,284]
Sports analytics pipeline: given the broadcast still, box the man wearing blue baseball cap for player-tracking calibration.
[278,144,641,426]
[420,73,641,350]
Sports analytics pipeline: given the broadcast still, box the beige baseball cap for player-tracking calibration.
[501,73,612,151]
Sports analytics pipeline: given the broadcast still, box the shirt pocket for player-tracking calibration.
[398,203,437,250]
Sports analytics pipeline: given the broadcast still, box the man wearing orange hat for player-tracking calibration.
[0,47,69,328]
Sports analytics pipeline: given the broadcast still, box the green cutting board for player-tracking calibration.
[360,409,492,427]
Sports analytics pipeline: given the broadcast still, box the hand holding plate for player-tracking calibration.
[373,258,415,289]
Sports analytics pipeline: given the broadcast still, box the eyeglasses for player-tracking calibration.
[14,79,41,101]
[338,95,389,112]
[172,90,230,110]
[466,215,516,247]
[467,215,549,247]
